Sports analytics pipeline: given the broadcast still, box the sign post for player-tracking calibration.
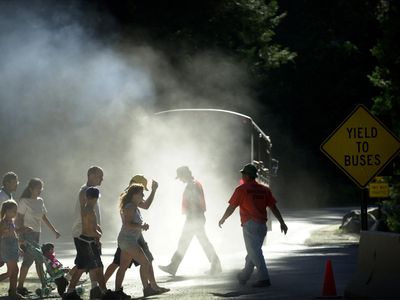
[321,104,400,230]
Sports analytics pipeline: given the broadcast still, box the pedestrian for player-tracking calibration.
[104,175,168,297]
[218,163,288,287]
[159,166,221,276]
[0,200,25,300]
[0,172,19,203]
[0,171,19,282]
[15,178,61,296]
[62,187,111,300]
[115,184,168,298]
[70,166,104,299]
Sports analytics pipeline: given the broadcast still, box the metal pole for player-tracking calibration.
[360,188,368,231]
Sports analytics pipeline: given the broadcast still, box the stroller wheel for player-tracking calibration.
[36,288,43,297]
[76,286,85,295]
[44,287,51,296]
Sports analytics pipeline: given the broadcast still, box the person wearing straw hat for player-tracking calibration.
[104,175,168,298]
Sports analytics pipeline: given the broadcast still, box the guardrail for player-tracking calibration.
[344,231,400,299]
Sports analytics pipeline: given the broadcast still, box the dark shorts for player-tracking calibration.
[113,234,153,267]
[73,235,103,270]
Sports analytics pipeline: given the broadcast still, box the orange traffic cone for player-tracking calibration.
[322,259,337,297]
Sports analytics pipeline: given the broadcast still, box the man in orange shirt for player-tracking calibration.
[219,163,288,288]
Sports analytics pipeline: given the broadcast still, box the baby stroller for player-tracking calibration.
[23,240,69,297]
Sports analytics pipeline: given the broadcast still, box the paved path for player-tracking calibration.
[0,207,360,299]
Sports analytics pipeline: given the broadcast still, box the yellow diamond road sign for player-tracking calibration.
[321,104,400,188]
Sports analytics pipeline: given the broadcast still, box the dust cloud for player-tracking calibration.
[0,1,266,267]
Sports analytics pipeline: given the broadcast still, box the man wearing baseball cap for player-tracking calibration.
[159,166,221,276]
[219,163,288,288]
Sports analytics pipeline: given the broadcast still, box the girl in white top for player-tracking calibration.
[15,178,60,296]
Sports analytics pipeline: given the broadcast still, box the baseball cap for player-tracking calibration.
[129,174,149,191]
[240,163,258,178]
[176,166,192,179]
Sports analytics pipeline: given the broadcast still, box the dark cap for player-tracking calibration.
[240,163,258,178]
[176,166,192,179]
[86,187,100,199]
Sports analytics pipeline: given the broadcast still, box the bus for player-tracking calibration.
[153,109,278,187]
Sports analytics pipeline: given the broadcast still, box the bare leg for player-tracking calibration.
[17,265,31,289]
[67,268,85,292]
[104,263,118,283]
[116,247,154,290]
[139,265,147,288]
[115,251,130,291]
[35,261,45,287]
[148,263,169,292]
[7,261,19,292]
[89,268,106,291]
[89,267,102,288]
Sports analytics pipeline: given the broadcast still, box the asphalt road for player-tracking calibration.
[0,207,360,299]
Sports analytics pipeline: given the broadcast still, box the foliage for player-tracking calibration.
[369,0,400,136]
[96,0,295,72]
[382,181,400,232]
[368,1,400,232]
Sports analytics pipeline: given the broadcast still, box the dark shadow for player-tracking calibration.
[130,296,163,300]
[211,290,259,298]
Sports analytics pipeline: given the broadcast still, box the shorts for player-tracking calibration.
[113,234,153,267]
[73,235,103,270]
[20,231,41,267]
[117,229,141,251]
[0,237,19,262]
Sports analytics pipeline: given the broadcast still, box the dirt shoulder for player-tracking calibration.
[305,224,360,246]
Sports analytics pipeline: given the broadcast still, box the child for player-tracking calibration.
[63,187,111,300]
[0,200,25,300]
[41,243,69,296]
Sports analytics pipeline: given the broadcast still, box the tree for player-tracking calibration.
[369,0,400,135]
[369,0,400,232]
[93,0,295,71]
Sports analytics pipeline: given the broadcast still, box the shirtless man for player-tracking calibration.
[70,166,104,299]
[63,187,110,300]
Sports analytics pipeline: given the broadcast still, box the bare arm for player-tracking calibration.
[15,213,24,232]
[15,213,32,235]
[219,205,237,228]
[78,189,86,210]
[42,214,61,238]
[270,204,288,234]
[138,180,158,210]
